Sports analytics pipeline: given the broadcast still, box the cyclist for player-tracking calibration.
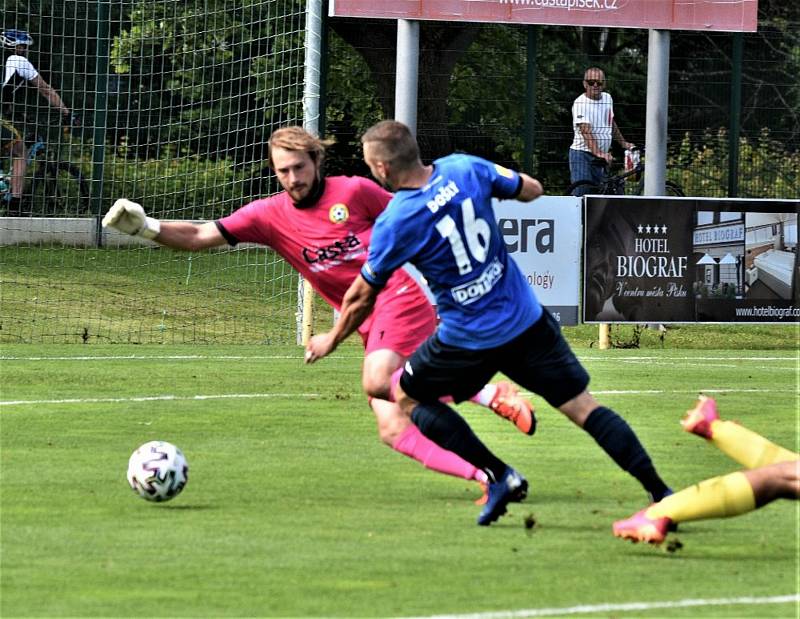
[569,67,635,197]
[2,29,78,215]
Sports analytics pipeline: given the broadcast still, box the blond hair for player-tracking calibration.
[268,126,335,169]
[360,120,420,171]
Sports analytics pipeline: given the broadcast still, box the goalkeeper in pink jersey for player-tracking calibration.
[102,126,535,503]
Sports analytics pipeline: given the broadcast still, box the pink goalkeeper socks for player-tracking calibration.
[389,367,403,402]
[392,424,482,481]
[388,367,488,483]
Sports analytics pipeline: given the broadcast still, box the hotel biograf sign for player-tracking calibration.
[583,197,799,324]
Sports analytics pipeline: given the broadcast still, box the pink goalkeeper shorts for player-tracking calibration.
[360,283,437,358]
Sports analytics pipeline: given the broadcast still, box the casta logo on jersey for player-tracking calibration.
[329,203,349,224]
[302,232,362,265]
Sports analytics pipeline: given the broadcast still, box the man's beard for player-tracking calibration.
[291,177,326,209]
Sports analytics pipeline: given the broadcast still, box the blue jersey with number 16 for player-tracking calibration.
[362,153,543,349]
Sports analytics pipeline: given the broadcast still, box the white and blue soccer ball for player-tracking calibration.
[127,440,188,502]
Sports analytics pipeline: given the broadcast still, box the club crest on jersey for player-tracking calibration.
[329,203,349,224]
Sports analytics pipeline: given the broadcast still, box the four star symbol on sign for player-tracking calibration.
[636,224,669,234]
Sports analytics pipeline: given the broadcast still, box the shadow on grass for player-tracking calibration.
[146,503,218,510]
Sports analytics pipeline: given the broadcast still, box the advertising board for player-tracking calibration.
[330,0,758,32]
[583,196,799,323]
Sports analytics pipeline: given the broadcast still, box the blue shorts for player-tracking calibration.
[569,148,608,195]
[399,308,590,409]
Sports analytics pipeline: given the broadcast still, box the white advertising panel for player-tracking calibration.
[494,196,582,325]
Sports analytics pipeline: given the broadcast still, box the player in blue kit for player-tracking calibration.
[306,120,672,526]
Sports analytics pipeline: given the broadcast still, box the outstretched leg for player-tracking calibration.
[682,395,798,468]
[613,397,800,545]
[613,460,800,545]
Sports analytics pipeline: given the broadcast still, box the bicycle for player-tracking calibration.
[566,147,685,197]
[1,120,90,216]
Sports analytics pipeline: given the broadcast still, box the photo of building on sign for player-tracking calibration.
[743,212,798,301]
[692,211,745,301]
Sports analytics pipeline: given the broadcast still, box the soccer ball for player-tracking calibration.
[127,440,189,502]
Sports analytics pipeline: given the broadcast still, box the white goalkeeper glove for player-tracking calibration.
[102,199,161,240]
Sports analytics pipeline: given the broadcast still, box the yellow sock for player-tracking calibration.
[710,421,799,469]
[646,471,756,523]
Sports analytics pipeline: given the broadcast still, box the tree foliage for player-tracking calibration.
[3,0,797,216]
[108,0,306,164]
[673,128,800,199]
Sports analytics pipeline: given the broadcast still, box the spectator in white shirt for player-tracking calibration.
[569,67,634,197]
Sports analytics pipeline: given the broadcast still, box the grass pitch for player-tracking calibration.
[1,344,798,617]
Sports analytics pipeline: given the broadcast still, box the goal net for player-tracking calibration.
[1,0,311,344]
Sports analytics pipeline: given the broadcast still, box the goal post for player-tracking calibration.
[297,0,325,346]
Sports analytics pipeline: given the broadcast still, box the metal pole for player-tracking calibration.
[643,29,670,196]
[395,19,420,135]
[303,0,323,136]
[523,26,539,175]
[728,32,743,198]
[91,0,110,246]
[298,0,324,346]
[641,29,671,335]
[318,4,329,137]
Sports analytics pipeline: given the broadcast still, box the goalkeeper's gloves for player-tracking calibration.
[102,199,161,240]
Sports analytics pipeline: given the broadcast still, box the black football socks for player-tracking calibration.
[583,406,671,501]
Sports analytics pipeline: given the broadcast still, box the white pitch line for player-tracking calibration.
[583,356,797,361]
[2,387,797,409]
[397,594,799,619]
[0,354,313,361]
[620,360,798,370]
[0,354,796,362]
[591,388,797,395]
[0,393,321,407]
